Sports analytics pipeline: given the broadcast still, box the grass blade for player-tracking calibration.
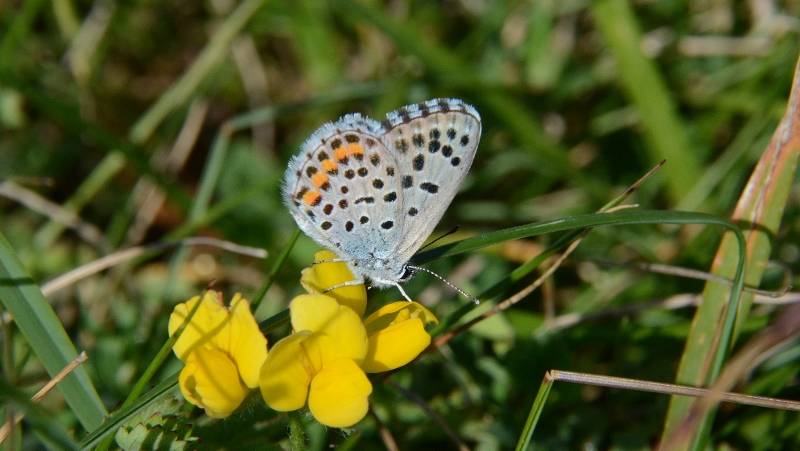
[129,0,268,144]
[0,232,107,431]
[590,0,701,204]
[661,51,800,448]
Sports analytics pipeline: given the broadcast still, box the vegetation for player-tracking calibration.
[2,0,800,449]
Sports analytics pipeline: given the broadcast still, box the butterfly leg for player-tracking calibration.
[312,258,350,265]
[323,278,365,293]
[394,283,414,303]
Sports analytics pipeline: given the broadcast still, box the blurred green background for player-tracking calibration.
[3,0,800,449]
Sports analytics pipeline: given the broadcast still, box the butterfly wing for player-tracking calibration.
[282,113,405,273]
[378,98,482,261]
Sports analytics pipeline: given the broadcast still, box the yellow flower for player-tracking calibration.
[259,251,439,427]
[259,294,372,428]
[300,250,367,316]
[299,251,439,373]
[179,347,248,418]
[169,291,267,418]
[361,301,439,373]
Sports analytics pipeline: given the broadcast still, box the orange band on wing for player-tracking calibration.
[347,143,364,156]
[321,159,338,173]
[303,190,321,206]
[311,173,329,188]
[334,147,349,161]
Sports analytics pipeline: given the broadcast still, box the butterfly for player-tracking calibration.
[283,98,481,301]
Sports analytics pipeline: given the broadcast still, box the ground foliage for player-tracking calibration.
[2,0,800,449]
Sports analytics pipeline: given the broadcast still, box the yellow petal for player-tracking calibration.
[226,294,268,388]
[178,361,203,408]
[301,250,367,316]
[290,294,339,334]
[179,347,248,419]
[290,294,368,367]
[308,358,372,428]
[362,301,439,335]
[362,318,431,373]
[260,332,313,412]
[169,292,228,361]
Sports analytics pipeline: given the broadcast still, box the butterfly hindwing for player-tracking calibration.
[283,114,404,263]
[379,99,481,261]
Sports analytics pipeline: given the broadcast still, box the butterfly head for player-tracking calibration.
[355,256,412,288]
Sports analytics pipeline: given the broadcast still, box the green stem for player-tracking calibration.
[252,229,301,313]
[287,410,306,451]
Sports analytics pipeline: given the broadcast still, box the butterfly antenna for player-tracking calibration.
[409,265,480,304]
[418,225,460,252]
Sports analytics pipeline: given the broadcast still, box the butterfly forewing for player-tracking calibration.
[379,99,481,261]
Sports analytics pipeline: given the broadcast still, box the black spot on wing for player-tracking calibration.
[420,182,438,194]
[413,154,425,171]
[398,108,411,124]
[395,139,409,154]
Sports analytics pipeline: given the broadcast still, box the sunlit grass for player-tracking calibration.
[2,0,800,449]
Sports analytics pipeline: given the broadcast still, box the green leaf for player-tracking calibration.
[0,232,107,430]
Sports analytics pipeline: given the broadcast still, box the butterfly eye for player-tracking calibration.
[399,266,416,281]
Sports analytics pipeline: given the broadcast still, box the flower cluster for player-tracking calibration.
[168,250,438,428]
